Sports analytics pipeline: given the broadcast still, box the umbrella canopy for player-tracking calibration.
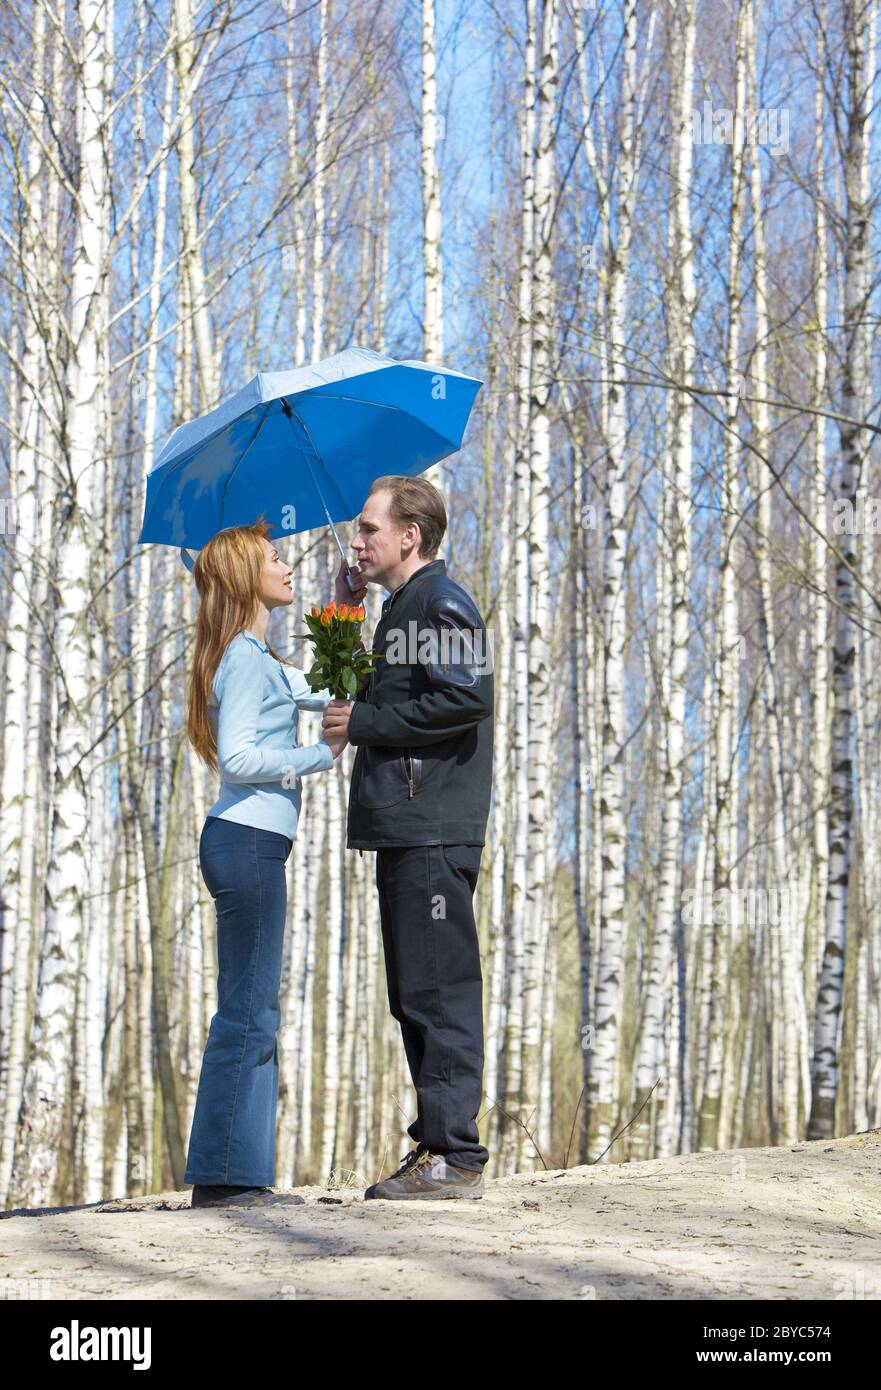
[137,346,483,564]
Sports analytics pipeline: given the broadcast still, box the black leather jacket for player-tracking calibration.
[346,558,494,849]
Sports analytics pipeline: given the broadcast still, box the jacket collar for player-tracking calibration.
[242,628,269,652]
[382,558,446,615]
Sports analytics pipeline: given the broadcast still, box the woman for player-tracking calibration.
[183,519,365,1209]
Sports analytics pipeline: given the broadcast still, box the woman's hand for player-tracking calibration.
[323,697,353,747]
[325,731,348,760]
[325,700,351,760]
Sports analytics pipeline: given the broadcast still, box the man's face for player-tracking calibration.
[351,490,414,588]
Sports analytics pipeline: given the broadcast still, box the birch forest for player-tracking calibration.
[1,0,879,1209]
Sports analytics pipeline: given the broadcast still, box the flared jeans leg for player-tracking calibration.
[183,816,292,1187]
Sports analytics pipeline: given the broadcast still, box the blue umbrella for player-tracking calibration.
[137,345,483,585]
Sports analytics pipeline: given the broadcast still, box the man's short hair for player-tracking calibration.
[368,475,447,559]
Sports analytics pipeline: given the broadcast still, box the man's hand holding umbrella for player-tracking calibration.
[334,556,368,607]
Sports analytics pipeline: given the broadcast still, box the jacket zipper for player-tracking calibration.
[402,750,415,798]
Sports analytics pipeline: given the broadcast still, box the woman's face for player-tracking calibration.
[256,536,294,611]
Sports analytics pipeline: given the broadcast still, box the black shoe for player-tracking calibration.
[364,1149,485,1200]
[190,1184,305,1209]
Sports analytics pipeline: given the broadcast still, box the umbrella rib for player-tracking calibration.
[280,397,352,518]
[139,402,269,544]
[300,392,458,446]
[308,394,404,413]
[279,396,355,569]
[219,404,271,516]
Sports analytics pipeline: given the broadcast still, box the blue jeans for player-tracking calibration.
[183,815,293,1186]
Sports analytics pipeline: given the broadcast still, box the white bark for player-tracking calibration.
[809,0,876,1139]
[744,0,801,1143]
[14,0,111,1204]
[0,0,49,1206]
[630,0,696,1162]
[501,0,537,1175]
[520,0,558,1170]
[589,0,641,1159]
[699,0,748,1151]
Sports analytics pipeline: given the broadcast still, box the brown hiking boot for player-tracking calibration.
[364,1148,485,1200]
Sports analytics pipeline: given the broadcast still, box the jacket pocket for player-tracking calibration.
[441,843,483,872]
[404,749,423,795]
[357,744,413,809]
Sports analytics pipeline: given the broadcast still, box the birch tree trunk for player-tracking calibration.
[421,0,445,518]
[699,0,748,1151]
[744,0,801,1142]
[808,19,831,1130]
[809,0,876,1140]
[630,0,696,1162]
[520,0,558,1170]
[500,0,537,1175]
[13,0,111,1205]
[0,0,49,1206]
[589,0,639,1160]
[173,0,219,411]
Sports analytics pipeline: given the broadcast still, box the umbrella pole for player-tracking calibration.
[280,397,356,592]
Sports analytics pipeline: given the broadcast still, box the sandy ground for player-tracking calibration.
[1,1130,879,1300]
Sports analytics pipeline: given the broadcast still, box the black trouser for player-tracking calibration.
[375,843,489,1171]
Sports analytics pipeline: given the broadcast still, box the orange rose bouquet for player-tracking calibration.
[299,600,384,698]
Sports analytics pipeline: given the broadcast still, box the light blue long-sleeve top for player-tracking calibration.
[205,629,334,841]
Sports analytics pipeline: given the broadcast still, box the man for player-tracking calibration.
[322,475,494,1200]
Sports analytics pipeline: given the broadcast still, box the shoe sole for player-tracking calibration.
[191,1193,305,1209]
[364,1186,484,1201]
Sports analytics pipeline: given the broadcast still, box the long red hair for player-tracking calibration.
[186,517,291,772]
